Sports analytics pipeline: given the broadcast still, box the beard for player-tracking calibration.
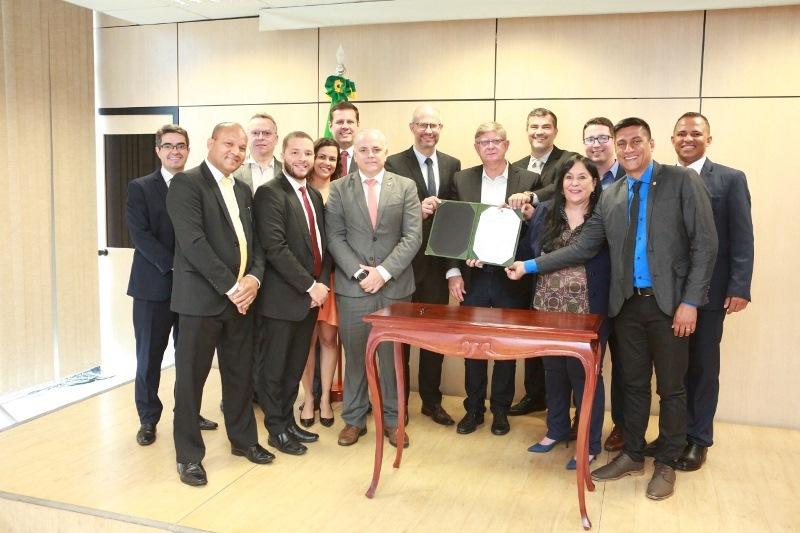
[284,163,311,181]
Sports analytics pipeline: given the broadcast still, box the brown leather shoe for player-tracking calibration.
[337,424,366,446]
[383,425,409,448]
[421,403,455,426]
[604,425,624,451]
[646,461,676,500]
[591,452,644,481]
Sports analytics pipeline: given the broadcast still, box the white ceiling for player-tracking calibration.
[70,0,795,29]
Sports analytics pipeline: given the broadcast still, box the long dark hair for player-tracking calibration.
[540,154,602,252]
[313,137,342,181]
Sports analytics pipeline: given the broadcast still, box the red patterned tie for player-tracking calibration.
[299,186,322,277]
[340,150,349,176]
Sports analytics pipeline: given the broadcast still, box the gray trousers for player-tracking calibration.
[336,292,409,428]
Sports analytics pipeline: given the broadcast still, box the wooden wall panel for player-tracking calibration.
[0,0,56,393]
[180,104,319,169]
[699,98,800,429]
[49,0,100,377]
[95,24,178,108]
[319,19,496,102]
[703,6,800,97]
[317,100,495,168]
[496,12,704,99]
[496,99,701,164]
[178,19,318,106]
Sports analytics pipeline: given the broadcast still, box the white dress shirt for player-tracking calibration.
[413,147,440,196]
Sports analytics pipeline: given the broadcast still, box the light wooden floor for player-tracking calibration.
[0,368,797,533]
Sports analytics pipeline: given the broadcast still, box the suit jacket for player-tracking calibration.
[536,161,718,317]
[253,174,332,321]
[325,170,422,300]
[512,145,578,203]
[232,156,283,195]
[698,158,754,309]
[126,169,175,301]
[167,161,265,316]
[447,163,541,294]
[385,147,462,295]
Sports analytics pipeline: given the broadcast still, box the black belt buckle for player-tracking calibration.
[634,287,654,297]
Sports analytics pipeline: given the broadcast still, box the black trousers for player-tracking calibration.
[608,328,625,428]
[462,267,530,415]
[402,269,450,407]
[255,310,319,436]
[615,295,689,464]
[686,308,726,447]
[132,298,177,425]
[520,357,546,405]
[173,303,258,463]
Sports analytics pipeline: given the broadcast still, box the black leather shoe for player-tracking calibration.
[508,395,546,416]
[267,433,307,455]
[421,403,455,426]
[456,412,484,435]
[198,415,218,431]
[300,415,315,428]
[491,413,511,435]
[643,439,659,457]
[287,422,319,443]
[136,423,156,446]
[673,443,707,472]
[231,443,275,464]
[177,462,207,486]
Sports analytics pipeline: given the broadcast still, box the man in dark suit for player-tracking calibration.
[126,124,217,446]
[521,117,717,500]
[448,121,541,437]
[509,107,577,417]
[252,131,332,456]
[385,104,461,426]
[666,112,753,471]
[329,101,360,175]
[326,129,422,449]
[233,112,283,195]
[167,122,273,486]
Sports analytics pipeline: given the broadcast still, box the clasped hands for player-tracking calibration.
[228,275,259,314]
[358,265,386,294]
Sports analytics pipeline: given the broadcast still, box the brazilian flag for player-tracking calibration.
[323,75,357,139]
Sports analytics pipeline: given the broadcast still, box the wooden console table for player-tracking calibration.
[363,302,603,530]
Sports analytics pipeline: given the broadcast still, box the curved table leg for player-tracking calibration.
[365,334,384,498]
[394,341,405,469]
[576,346,599,530]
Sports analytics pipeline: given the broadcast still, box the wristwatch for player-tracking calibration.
[354,269,369,281]
[523,191,540,207]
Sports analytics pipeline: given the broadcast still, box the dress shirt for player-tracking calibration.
[355,169,391,283]
[284,172,322,292]
[243,156,276,191]
[341,146,355,173]
[527,148,553,173]
[413,147,440,196]
[683,155,707,175]
[160,167,175,187]
[601,161,620,190]
[627,162,654,289]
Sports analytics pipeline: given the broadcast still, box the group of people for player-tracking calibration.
[126,102,753,500]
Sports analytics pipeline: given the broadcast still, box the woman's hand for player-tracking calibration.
[505,261,526,280]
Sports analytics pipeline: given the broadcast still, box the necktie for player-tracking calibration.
[340,150,349,176]
[365,178,378,229]
[602,170,614,189]
[299,186,323,278]
[623,180,643,299]
[424,157,436,196]
[220,176,248,279]
[530,158,543,174]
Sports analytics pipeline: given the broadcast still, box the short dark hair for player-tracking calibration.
[583,117,614,136]
[614,117,651,139]
[527,108,558,128]
[674,112,711,134]
[281,131,314,152]
[314,137,342,181]
[329,101,360,125]
[155,124,189,147]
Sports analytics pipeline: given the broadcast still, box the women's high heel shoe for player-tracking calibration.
[300,414,316,428]
[527,438,568,453]
[319,414,334,427]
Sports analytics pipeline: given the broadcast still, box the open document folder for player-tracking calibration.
[425,200,522,267]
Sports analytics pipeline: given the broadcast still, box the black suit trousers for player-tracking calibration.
[132,298,177,425]
[255,310,319,436]
[614,295,689,464]
[402,269,450,407]
[173,303,258,463]
[462,268,530,415]
[686,308,726,447]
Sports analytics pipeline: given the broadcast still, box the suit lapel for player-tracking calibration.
[350,174,373,231]
[404,148,426,190]
[280,175,313,255]
[152,170,168,201]
[202,162,236,233]
[645,162,662,237]
[376,173,394,229]
[505,164,521,198]
[464,167,483,203]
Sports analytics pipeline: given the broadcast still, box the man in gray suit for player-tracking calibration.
[326,129,422,448]
[508,117,717,500]
[232,112,282,194]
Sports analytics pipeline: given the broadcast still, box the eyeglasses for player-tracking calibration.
[475,138,505,148]
[250,130,275,138]
[615,138,647,150]
[583,135,611,145]
[159,143,188,152]
[414,122,441,131]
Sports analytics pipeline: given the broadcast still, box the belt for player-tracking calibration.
[633,287,654,297]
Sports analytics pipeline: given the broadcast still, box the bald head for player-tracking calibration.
[409,104,442,156]
[354,129,388,178]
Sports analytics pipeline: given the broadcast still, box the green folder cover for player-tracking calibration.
[425,200,522,267]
